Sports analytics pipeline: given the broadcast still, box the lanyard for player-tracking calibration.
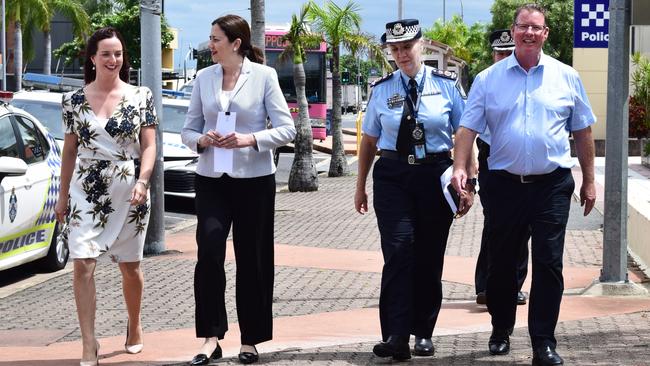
[400,69,426,119]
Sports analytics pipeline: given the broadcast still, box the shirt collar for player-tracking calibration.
[507,50,547,71]
[399,63,425,84]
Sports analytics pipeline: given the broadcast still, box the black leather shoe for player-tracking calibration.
[413,337,434,356]
[238,345,259,364]
[372,335,411,361]
[517,291,527,305]
[488,328,511,355]
[532,346,564,365]
[190,344,222,365]
[476,291,487,305]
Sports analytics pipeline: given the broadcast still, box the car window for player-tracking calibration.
[162,104,188,134]
[0,116,19,158]
[10,100,63,140]
[13,116,48,164]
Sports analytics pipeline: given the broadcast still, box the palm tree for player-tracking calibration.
[7,0,48,91]
[279,3,323,192]
[40,0,90,74]
[250,0,265,59]
[308,0,376,177]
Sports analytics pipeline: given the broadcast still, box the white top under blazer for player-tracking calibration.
[181,57,296,178]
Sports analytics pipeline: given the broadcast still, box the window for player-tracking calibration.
[13,116,48,164]
[162,104,189,133]
[0,116,19,158]
[10,101,64,140]
[266,51,327,104]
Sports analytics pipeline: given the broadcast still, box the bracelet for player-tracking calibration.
[136,179,150,189]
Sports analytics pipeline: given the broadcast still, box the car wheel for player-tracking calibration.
[39,223,69,272]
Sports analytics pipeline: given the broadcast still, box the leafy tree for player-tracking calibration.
[7,0,48,90]
[279,3,323,192]
[490,0,574,65]
[339,54,381,99]
[423,14,490,83]
[308,0,389,177]
[54,0,174,69]
[40,0,90,74]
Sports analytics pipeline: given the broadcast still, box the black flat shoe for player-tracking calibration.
[238,345,259,364]
[190,344,222,366]
[517,291,528,305]
[372,335,411,361]
[413,337,434,356]
[532,345,564,365]
[488,327,511,355]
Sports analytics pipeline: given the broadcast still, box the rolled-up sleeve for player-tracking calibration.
[252,68,296,152]
[362,89,381,138]
[181,75,206,153]
[569,72,597,131]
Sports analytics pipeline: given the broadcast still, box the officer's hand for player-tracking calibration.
[456,189,474,218]
[451,167,467,194]
[355,188,368,214]
[54,196,68,224]
[580,181,596,216]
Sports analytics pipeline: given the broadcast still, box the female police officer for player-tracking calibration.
[355,19,473,360]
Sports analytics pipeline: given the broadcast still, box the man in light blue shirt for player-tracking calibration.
[451,4,596,366]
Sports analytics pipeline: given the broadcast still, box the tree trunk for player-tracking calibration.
[328,45,349,177]
[15,21,23,91]
[250,0,265,63]
[288,62,318,192]
[43,30,52,75]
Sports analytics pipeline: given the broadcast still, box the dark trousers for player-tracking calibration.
[372,157,454,340]
[474,138,529,294]
[193,173,276,345]
[484,167,574,349]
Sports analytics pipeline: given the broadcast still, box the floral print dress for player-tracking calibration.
[61,86,158,262]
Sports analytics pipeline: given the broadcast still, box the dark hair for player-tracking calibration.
[513,3,547,26]
[212,15,265,64]
[83,27,130,84]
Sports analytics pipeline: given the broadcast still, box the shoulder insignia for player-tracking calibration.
[455,80,467,100]
[430,67,457,81]
[370,72,394,88]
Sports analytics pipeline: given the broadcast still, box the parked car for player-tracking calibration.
[10,91,198,198]
[0,91,69,272]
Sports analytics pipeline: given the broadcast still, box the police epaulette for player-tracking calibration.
[370,72,394,88]
[431,67,457,81]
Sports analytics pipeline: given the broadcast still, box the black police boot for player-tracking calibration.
[532,345,564,365]
[488,327,511,355]
[413,337,434,356]
[372,335,411,361]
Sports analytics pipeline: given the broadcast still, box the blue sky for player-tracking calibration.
[165,0,496,70]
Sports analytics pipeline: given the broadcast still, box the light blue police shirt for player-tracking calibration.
[363,64,465,153]
[460,52,596,175]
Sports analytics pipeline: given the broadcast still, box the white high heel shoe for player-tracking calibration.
[80,340,99,366]
[125,321,143,354]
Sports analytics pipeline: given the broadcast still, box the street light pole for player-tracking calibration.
[443,0,446,23]
[398,0,402,19]
[1,0,6,91]
[140,0,165,254]
[459,0,464,21]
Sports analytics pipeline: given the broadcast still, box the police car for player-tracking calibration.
[11,91,199,198]
[0,91,68,272]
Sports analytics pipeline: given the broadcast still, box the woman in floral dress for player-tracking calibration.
[54,27,157,366]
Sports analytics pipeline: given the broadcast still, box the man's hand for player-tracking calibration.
[456,189,474,217]
[580,181,596,216]
[451,167,467,195]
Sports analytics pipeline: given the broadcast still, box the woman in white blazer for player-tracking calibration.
[181,14,295,365]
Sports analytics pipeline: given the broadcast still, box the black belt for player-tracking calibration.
[492,167,566,184]
[380,150,450,165]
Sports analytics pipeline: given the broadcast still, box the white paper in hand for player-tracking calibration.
[440,165,459,214]
[213,111,236,174]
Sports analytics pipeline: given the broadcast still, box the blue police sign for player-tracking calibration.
[574,0,610,48]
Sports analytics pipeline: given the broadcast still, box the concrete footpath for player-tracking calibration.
[1,157,650,365]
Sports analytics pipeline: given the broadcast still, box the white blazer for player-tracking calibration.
[181,57,296,178]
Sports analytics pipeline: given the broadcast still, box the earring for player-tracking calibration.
[234,48,237,52]
[92,64,96,70]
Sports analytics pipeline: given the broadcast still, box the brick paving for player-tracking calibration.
[1,157,649,366]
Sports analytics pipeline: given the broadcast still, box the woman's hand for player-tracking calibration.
[130,181,148,206]
[199,131,255,149]
[54,195,69,224]
[354,187,368,214]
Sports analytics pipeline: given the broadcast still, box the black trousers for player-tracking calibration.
[484,167,574,349]
[193,173,276,345]
[372,157,454,340]
[474,138,529,294]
